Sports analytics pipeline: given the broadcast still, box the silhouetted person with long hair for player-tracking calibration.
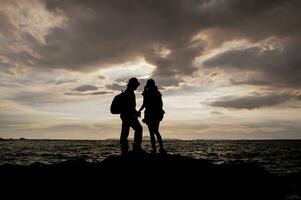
[139,79,166,154]
[120,78,143,155]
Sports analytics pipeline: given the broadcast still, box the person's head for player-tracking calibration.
[144,79,157,91]
[127,77,140,90]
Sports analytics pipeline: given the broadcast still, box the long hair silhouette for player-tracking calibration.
[139,79,166,154]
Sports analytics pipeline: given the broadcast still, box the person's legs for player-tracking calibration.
[120,119,130,154]
[153,121,165,152]
[148,123,157,153]
[130,118,143,151]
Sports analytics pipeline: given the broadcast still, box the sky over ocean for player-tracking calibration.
[1,0,301,139]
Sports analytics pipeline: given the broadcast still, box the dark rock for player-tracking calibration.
[0,153,287,199]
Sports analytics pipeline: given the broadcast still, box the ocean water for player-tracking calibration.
[0,140,300,176]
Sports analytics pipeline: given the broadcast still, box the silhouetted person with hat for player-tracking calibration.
[139,79,166,154]
[120,77,143,155]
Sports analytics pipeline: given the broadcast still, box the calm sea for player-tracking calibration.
[0,140,300,175]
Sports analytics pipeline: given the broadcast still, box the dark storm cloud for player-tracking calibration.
[90,91,112,95]
[105,83,126,91]
[98,75,106,80]
[0,13,16,37]
[73,84,98,92]
[70,84,113,95]
[209,93,300,109]
[211,111,224,115]
[196,0,301,45]
[203,37,301,88]
[1,0,301,86]
[230,79,276,87]
[64,91,111,96]
[40,0,211,86]
[8,90,111,106]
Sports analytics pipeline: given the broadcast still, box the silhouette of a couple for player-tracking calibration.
[116,77,165,155]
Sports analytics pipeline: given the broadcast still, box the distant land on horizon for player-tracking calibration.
[0,136,183,141]
[1,137,300,141]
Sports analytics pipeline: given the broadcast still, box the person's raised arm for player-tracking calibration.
[138,96,146,112]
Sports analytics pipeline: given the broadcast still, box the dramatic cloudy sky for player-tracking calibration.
[1,0,301,139]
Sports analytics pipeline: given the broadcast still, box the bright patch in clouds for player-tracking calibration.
[101,59,156,81]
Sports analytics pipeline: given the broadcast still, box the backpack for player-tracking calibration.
[110,92,124,114]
